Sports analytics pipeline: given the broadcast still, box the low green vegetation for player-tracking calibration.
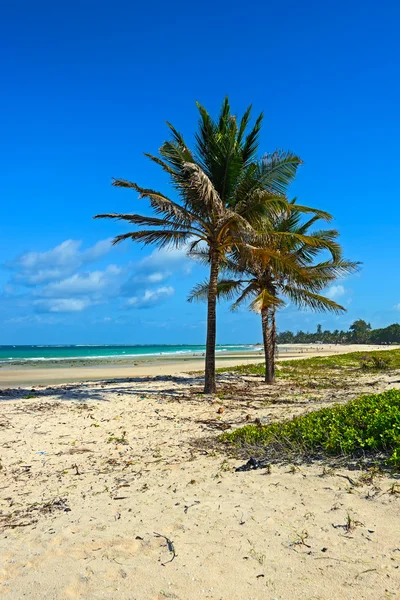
[222,389,400,468]
[360,354,392,370]
[107,431,128,445]
[217,348,400,380]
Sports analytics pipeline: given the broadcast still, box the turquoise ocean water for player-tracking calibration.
[0,344,257,364]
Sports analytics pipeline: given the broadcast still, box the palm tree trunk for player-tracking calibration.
[204,250,219,394]
[271,309,277,382]
[261,307,275,384]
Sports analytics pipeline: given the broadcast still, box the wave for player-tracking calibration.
[0,343,258,364]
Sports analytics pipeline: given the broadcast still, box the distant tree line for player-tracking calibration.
[276,320,400,345]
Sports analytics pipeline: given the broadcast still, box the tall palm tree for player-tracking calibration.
[95,99,329,393]
[189,204,359,383]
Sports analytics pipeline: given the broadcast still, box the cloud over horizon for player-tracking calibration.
[125,286,175,309]
[34,297,94,313]
[9,239,114,285]
[2,238,193,317]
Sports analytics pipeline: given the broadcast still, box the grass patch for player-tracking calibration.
[216,348,400,381]
[216,362,267,376]
[107,431,128,445]
[222,389,400,468]
[360,354,392,370]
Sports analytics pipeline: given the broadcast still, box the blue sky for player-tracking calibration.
[1,0,399,345]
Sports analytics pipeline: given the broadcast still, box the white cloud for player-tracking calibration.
[394,304,400,311]
[125,286,174,309]
[3,238,193,321]
[147,272,167,283]
[4,316,33,324]
[34,298,93,313]
[121,246,194,296]
[326,285,346,299]
[4,315,63,325]
[38,265,122,297]
[10,239,113,285]
[136,246,192,278]
[132,270,171,285]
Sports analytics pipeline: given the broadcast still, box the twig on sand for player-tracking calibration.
[354,568,377,579]
[184,500,200,514]
[6,520,39,529]
[154,531,176,565]
[335,473,358,486]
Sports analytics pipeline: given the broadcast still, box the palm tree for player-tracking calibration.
[189,204,359,383]
[95,99,329,393]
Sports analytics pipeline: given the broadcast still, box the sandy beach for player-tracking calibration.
[1,345,400,599]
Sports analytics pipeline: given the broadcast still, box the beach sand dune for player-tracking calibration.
[1,350,400,599]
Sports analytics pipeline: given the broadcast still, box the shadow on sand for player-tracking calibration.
[0,373,224,403]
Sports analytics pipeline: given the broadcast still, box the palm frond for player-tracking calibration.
[304,229,342,261]
[291,203,333,222]
[187,280,210,303]
[249,289,284,313]
[281,285,345,314]
[216,279,245,301]
[111,179,199,226]
[255,230,341,255]
[218,96,231,133]
[231,283,259,311]
[219,255,248,277]
[307,258,361,278]
[237,104,253,145]
[294,214,322,234]
[93,212,191,231]
[195,99,245,202]
[159,138,195,176]
[242,112,263,165]
[183,162,224,215]
[143,153,176,176]
[260,151,302,195]
[194,101,217,174]
[235,189,289,228]
[188,278,244,303]
[165,122,193,155]
[111,229,192,249]
[188,249,210,266]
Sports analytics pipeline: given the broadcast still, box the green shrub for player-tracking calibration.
[360,353,392,370]
[222,389,400,468]
[216,362,267,376]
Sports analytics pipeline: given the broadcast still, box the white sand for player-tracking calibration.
[0,346,399,599]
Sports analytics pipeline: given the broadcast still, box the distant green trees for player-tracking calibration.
[370,324,400,345]
[349,319,371,343]
[277,321,400,345]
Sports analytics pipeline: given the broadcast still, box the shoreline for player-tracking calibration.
[0,344,396,388]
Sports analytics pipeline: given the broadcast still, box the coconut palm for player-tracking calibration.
[189,204,359,383]
[95,99,331,393]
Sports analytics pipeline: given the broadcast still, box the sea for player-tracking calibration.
[0,344,257,365]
